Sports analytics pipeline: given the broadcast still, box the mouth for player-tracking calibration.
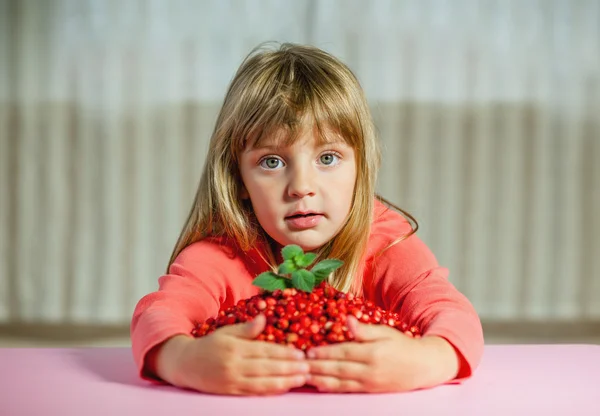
[284,211,324,230]
[285,211,322,220]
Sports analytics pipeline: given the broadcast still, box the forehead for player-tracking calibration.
[246,122,348,151]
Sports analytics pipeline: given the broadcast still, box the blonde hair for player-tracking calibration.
[168,42,417,295]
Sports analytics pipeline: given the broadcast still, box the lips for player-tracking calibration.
[286,211,319,219]
[285,211,323,229]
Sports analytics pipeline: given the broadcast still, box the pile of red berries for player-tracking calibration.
[192,279,420,350]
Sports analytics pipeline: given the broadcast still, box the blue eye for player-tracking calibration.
[260,157,284,169]
[319,153,340,166]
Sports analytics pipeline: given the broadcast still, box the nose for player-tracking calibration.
[287,164,316,198]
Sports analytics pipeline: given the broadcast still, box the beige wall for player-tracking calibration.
[1,0,599,343]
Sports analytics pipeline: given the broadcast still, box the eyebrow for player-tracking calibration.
[250,138,347,151]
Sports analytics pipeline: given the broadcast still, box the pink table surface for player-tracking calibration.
[0,344,599,416]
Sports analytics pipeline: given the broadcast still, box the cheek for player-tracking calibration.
[246,184,279,217]
[331,171,356,213]
[339,165,357,195]
[243,176,271,199]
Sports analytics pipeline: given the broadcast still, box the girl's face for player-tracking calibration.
[239,125,357,252]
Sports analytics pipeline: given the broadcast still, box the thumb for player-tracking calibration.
[220,314,266,339]
[346,316,393,342]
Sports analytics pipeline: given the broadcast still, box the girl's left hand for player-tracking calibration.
[305,316,458,393]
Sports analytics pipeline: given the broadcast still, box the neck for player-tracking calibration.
[267,237,284,265]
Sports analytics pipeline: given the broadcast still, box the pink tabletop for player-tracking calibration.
[0,344,599,415]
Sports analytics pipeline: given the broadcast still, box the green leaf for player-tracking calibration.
[294,252,317,268]
[252,271,289,291]
[291,269,316,292]
[278,259,297,275]
[311,259,344,282]
[281,245,303,261]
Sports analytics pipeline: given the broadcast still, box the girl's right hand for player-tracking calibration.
[153,314,310,395]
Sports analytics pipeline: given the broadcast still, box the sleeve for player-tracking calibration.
[129,238,249,382]
[370,232,484,382]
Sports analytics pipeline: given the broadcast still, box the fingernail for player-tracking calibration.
[295,375,307,385]
[306,350,316,359]
[300,363,310,373]
[294,350,305,360]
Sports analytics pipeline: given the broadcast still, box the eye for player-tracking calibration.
[259,156,284,170]
[319,152,340,166]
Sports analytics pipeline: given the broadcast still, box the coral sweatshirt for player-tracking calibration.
[131,199,484,383]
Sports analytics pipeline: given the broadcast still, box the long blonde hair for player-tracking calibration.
[167,42,417,294]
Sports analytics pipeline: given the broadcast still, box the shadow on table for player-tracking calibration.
[70,348,157,388]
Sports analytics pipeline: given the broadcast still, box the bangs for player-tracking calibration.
[229,48,365,157]
[247,109,348,150]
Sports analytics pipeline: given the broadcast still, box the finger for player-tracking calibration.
[347,316,395,342]
[240,358,310,377]
[238,375,308,395]
[307,359,366,380]
[306,342,371,363]
[219,314,266,339]
[242,340,306,360]
[308,375,365,393]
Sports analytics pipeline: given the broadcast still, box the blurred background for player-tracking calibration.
[1,0,599,347]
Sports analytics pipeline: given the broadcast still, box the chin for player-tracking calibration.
[285,238,327,252]
[297,243,322,252]
[271,229,332,253]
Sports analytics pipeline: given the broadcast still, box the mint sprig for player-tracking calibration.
[311,259,343,281]
[252,244,343,292]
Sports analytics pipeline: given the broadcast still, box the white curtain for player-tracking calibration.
[1,0,599,325]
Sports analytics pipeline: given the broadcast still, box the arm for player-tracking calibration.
[306,253,483,393]
[130,237,258,381]
[131,237,310,395]
[305,207,483,392]
[374,239,484,382]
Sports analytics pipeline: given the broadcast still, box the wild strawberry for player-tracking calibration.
[295,338,309,350]
[191,245,421,350]
[299,315,312,328]
[289,322,301,333]
[274,305,286,317]
[256,299,267,310]
[285,302,296,315]
[351,308,363,320]
[330,322,343,334]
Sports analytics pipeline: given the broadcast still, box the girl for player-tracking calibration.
[131,43,484,395]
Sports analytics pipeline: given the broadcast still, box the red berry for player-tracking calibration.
[310,308,321,319]
[351,308,363,319]
[275,305,286,317]
[326,332,339,343]
[286,303,296,315]
[295,338,309,350]
[299,315,311,328]
[330,323,343,334]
